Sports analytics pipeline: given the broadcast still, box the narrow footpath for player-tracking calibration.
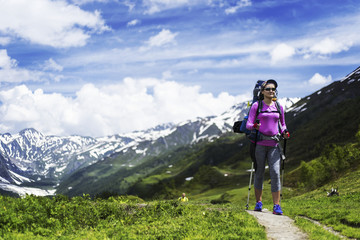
[246,209,308,240]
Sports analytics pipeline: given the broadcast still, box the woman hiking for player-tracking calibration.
[246,79,290,215]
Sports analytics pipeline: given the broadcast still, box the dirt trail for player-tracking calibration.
[246,209,308,240]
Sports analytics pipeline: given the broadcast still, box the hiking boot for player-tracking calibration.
[273,204,283,215]
[254,201,263,211]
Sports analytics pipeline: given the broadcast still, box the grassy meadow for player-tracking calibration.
[1,129,359,239]
[0,194,266,239]
[1,165,360,240]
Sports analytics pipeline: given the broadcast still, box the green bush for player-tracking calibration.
[297,143,360,190]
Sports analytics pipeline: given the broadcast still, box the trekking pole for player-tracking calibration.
[280,137,287,204]
[246,162,254,210]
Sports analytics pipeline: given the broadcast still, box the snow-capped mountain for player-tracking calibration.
[0,97,298,196]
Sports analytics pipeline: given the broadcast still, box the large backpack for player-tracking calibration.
[232,80,264,135]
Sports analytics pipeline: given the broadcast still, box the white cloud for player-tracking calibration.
[225,0,252,14]
[0,78,245,137]
[70,0,108,5]
[143,0,191,14]
[0,37,11,46]
[0,86,72,135]
[142,0,252,15]
[0,49,17,69]
[42,58,63,72]
[142,0,253,14]
[127,19,140,27]
[0,49,40,82]
[147,29,178,48]
[0,49,63,83]
[307,73,332,86]
[0,0,110,48]
[124,1,136,11]
[270,43,296,64]
[310,37,352,55]
[162,71,173,79]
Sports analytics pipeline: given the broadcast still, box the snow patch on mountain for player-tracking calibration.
[0,183,55,197]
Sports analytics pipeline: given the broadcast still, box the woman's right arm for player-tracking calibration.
[246,102,258,130]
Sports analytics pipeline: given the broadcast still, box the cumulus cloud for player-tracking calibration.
[270,43,296,64]
[0,49,41,82]
[307,73,332,86]
[0,0,109,48]
[0,50,63,83]
[0,49,17,69]
[225,0,252,14]
[0,78,246,137]
[310,37,352,55]
[0,86,73,135]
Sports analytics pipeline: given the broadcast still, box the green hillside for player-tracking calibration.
[286,96,360,168]
[124,92,360,199]
[56,91,360,199]
[55,74,360,203]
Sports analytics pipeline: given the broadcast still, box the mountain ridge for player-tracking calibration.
[0,97,298,196]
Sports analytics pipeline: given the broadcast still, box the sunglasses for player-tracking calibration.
[264,88,276,92]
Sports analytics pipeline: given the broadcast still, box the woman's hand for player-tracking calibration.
[283,131,290,139]
[253,122,261,130]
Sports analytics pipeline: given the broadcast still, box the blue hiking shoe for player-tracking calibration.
[273,204,283,215]
[254,201,263,211]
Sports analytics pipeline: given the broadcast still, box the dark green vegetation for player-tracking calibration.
[288,142,360,190]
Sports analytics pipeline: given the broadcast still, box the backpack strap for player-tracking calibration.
[275,101,282,115]
[255,100,262,121]
[274,101,284,134]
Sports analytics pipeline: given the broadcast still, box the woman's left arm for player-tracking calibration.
[280,105,290,139]
[279,105,287,133]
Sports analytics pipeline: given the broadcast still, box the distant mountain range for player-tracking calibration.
[2,65,360,197]
[0,95,298,196]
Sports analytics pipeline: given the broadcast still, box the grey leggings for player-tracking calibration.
[254,145,281,192]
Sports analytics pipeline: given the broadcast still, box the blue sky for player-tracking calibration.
[0,0,359,137]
